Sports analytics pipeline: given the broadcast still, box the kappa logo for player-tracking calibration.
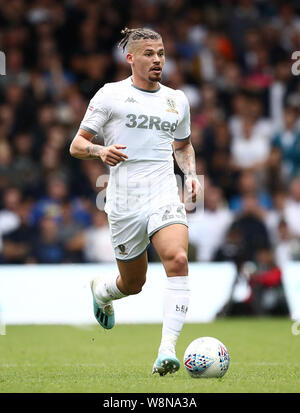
[166,98,178,114]
[125,97,138,104]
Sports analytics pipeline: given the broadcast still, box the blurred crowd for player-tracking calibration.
[1,0,300,313]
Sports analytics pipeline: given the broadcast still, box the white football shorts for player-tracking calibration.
[108,202,188,261]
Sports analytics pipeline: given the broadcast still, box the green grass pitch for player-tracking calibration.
[0,318,299,393]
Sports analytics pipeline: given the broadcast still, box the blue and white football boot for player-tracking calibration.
[152,353,180,376]
[90,277,115,330]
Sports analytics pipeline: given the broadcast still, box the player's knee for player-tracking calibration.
[174,251,188,274]
[165,250,188,275]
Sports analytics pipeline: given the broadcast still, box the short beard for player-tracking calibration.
[148,73,162,83]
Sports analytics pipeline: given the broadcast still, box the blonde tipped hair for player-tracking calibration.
[118,27,162,53]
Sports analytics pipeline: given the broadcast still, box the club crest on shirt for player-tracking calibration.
[117,244,128,255]
[166,98,178,114]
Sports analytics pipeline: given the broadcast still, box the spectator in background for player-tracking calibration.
[218,62,242,117]
[193,30,218,83]
[229,170,273,213]
[39,145,67,185]
[248,247,288,316]
[230,96,273,177]
[174,22,199,62]
[194,118,234,200]
[206,121,234,199]
[271,3,300,52]
[228,193,271,262]
[213,224,248,273]
[195,83,223,129]
[2,200,34,264]
[29,173,69,226]
[11,132,40,193]
[31,102,57,150]
[29,173,91,228]
[242,27,263,70]
[228,0,261,58]
[5,83,36,133]
[269,105,300,185]
[228,91,250,136]
[46,123,69,153]
[27,73,52,112]
[0,187,21,260]
[0,104,15,139]
[57,200,87,263]
[39,51,75,100]
[194,29,235,86]
[0,141,15,190]
[223,245,288,317]
[31,215,65,264]
[188,185,233,262]
[2,47,29,88]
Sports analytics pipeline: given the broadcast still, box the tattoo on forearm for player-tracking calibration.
[86,144,102,159]
[174,143,196,177]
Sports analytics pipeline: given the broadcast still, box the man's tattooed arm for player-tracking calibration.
[70,128,128,166]
[86,143,104,159]
[173,138,197,178]
[173,138,202,202]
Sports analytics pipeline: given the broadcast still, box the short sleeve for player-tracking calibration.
[173,91,191,141]
[80,87,111,135]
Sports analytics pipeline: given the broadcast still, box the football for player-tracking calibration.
[183,337,230,378]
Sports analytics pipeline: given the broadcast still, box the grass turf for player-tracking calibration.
[0,318,299,393]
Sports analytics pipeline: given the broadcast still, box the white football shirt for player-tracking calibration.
[80,76,191,214]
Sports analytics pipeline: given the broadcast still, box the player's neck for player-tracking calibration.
[131,75,160,92]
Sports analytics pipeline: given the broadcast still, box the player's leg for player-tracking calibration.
[150,223,190,375]
[91,251,148,329]
[116,251,148,295]
[92,250,148,304]
[91,210,149,329]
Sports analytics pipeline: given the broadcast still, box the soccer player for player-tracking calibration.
[69,27,201,376]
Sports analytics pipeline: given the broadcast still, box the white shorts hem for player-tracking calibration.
[148,221,188,238]
[115,243,150,262]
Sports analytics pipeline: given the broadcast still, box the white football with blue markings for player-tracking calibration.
[183,336,230,378]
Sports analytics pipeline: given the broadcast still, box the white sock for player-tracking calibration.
[94,274,127,304]
[158,276,190,356]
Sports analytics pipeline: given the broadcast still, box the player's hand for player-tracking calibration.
[99,144,128,166]
[185,174,202,203]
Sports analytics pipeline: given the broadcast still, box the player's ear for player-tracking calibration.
[126,53,133,64]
